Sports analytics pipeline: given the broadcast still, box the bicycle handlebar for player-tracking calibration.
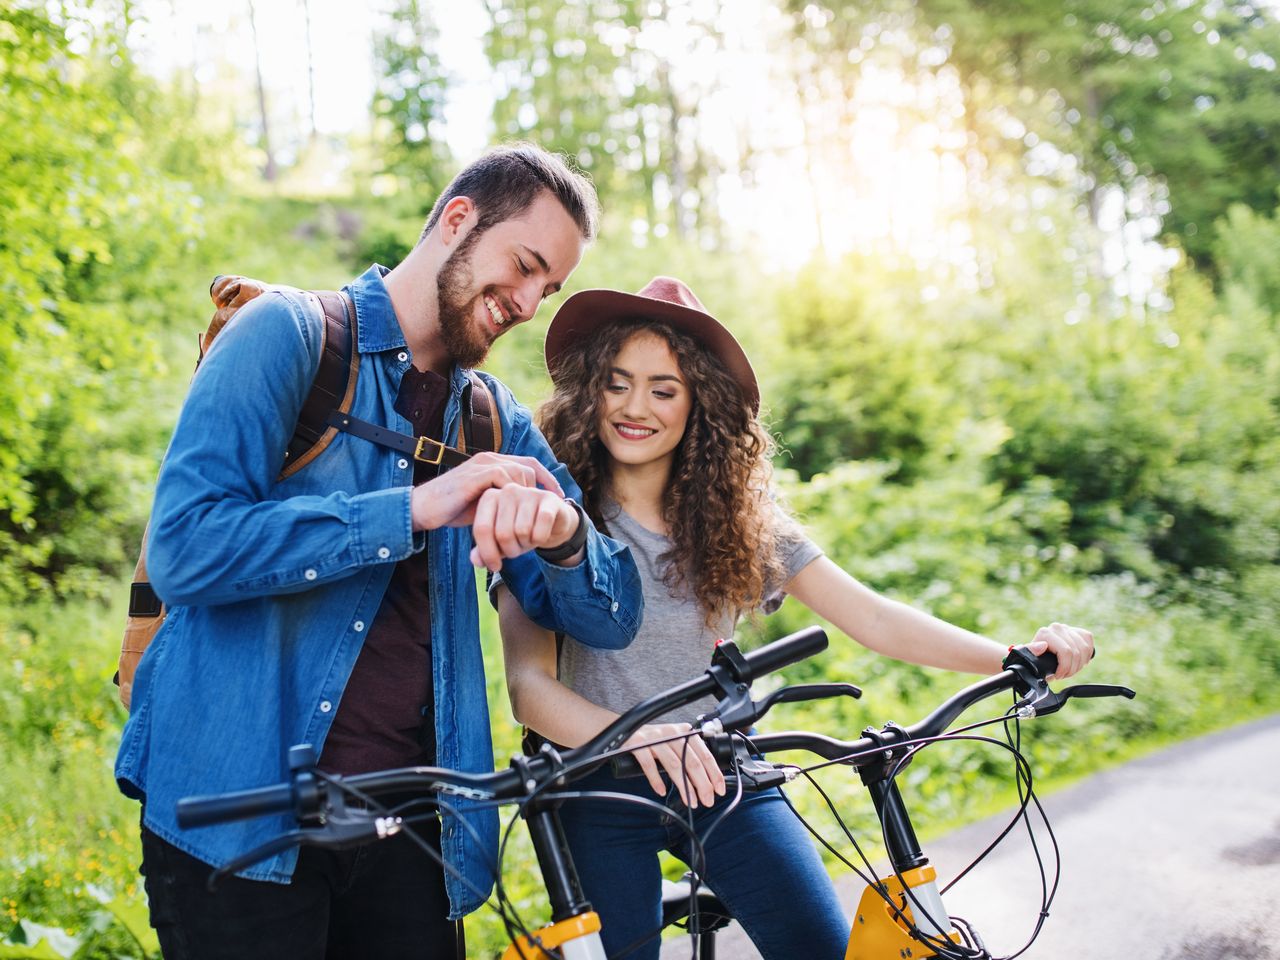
[611,644,1129,778]
[177,633,1132,831]
[176,626,830,830]
[177,783,296,830]
[734,624,828,681]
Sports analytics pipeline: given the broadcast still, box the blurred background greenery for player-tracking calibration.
[2,0,1278,956]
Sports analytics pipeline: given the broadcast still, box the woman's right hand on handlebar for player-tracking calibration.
[1026,622,1094,680]
[625,723,726,809]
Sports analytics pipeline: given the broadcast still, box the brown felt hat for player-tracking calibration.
[544,276,760,412]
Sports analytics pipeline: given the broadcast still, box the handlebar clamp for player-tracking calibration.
[857,722,915,784]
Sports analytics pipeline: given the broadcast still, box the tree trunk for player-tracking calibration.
[247,0,278,181]
[302,0,318,141]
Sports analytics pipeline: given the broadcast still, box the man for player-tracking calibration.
[115,145,643,959]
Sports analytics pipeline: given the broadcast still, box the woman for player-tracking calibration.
[495,277,1093,960]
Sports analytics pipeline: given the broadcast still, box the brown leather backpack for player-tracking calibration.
[115,275,502,709]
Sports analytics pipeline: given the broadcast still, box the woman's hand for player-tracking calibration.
[1026,622,1095,679]
[624,723,726,809]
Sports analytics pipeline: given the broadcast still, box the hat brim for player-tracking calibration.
[544,288,760,412]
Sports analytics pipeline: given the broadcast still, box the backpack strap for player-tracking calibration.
[280,291,358,480]
[324,367,504,469]
[459,370,503,454]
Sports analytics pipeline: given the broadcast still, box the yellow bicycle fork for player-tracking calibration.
[845,865,963,960]
[501,910,606,960]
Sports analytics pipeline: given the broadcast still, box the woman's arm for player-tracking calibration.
[496,585,724,806]
[784,556,1093,678]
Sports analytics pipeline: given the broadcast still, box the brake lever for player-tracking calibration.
[205,811,402,892]
[1017,682,1137,718]
[723,741,789,792]
[756,682,862,715]
[701,643,863,731]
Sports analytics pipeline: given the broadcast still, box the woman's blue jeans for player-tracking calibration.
[557,764,850,960]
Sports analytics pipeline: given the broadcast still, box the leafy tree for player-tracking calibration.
[372,0,453,194]
[484,0,724,237]
[906,0,1280,271]
[0,3,201,602]
[762,255,976,482]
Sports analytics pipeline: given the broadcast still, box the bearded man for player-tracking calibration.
[116,144,643,960]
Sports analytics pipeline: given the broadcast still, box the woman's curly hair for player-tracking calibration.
[537,319,784,626]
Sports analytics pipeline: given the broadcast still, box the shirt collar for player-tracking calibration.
[348,264,476,396]
[348,264,407,355]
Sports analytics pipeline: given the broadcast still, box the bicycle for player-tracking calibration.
[176,626,1135,959]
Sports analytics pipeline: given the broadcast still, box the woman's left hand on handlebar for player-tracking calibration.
[1027,622,1094,679]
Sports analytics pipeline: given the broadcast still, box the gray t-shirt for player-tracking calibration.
[558,503,823,724]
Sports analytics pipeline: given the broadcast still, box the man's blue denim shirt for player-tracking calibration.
[115,265,642,917]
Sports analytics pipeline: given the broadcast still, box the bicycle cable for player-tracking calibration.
[766,708,1062,960]
[583,729,750,960]
[316,771,572,960]
[493,724,733,960]
[878,710,1062,960]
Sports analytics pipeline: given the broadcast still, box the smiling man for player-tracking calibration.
[115,144,643,960]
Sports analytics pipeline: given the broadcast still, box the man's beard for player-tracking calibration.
[436,227,492,369]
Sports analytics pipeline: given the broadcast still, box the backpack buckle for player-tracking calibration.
[414,436,445,465]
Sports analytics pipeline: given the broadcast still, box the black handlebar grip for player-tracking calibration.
[741,626,828,682]
[1007,642,1096,679]
[176,783,294,829]
[1034,650,1059,677]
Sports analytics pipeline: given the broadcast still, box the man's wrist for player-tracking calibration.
[536,499,588,563]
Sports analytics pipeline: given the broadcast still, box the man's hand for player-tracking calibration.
[1025,622,1094,680]
[409,453,581,570]
[625,723,726,809]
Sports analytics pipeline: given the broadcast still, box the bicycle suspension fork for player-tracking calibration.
[525,803,593,923]
[502,756,607,960]
[846,726,957,958]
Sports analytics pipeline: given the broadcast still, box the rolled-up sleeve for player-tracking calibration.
[486,379,642,650]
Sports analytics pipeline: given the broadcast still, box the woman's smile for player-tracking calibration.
[612,421,659,440]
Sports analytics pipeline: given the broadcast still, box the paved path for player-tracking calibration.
[660,713,1280,959]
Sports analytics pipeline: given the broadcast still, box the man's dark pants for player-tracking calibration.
[140,816,463,960]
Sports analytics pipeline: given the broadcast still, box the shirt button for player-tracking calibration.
[397,458,409,469]
[397,351,408,363]
[353,620,365,632]
[304,568,318,581]
[610,601,619,613]
[377,546,391,559]
[319,700,332,713]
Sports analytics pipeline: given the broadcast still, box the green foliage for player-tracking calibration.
[924,0,1280,270]
[763,256,974,481]
[0,5,206,603]
[0,593,157,959]
[1213,201,1280,317]
[371,0,453,192]
[485,0,725,237]
[3,1,1279,955]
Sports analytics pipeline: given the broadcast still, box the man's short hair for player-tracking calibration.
[421,143,600,244]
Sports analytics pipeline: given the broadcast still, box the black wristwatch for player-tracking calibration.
[535,498,588,563]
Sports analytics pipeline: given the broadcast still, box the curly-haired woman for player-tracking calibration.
[494,277,1094,960]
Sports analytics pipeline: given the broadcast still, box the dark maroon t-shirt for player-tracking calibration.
[319,365,450,775]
